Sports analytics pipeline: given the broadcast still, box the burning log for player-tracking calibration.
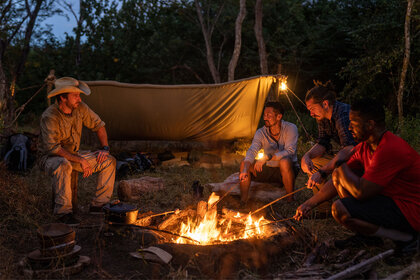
[196,201,207,221]
[221,208,247,223]
[158,209,196,231]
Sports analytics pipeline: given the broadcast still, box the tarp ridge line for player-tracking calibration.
[85,75,277,89]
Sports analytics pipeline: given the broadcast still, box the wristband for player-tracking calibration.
[335,159,346,168]
[102,145,110,151]
[318,170,328,179]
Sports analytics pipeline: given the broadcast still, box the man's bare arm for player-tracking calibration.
[333,164,383,200]
[301,144,326,174]
[321,145,354,173]
[95,126,110,165]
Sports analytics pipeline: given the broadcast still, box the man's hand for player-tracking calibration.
[301,155,314,174]
[306,171,324,189]
[294,203,312,221]
[254,154,270,173]
[254,159,265,172]
[239,171,249,182]
[95,149,110,165]
[80,157,93,178]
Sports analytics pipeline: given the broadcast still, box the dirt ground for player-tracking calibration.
[1,164,420,279]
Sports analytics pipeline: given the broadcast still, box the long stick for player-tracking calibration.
[142,210,177,219]
[211,184,238,209]
[107,222,201,244]
[249,186,307,216]
[232,216,295,235]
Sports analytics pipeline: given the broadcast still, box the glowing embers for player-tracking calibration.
[171,193,285,245]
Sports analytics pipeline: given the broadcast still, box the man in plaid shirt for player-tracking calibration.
[301,81,356,216]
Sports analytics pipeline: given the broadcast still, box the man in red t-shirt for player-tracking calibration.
[295,98,420,254]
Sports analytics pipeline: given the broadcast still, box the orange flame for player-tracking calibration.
[173,193,284,245]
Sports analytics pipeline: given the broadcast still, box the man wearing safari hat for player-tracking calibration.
[38,77,116,226]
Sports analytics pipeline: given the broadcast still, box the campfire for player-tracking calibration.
[158,193,286,245]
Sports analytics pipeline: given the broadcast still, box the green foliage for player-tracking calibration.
[385,109,420,150]
[4,0,419,131]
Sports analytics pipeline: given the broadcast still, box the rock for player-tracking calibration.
[198,162,222,169]
[172,152,188,160]
[118,177,164,201]
[220,153,244,167]
[161,158,190,167]
[188,150,222,164]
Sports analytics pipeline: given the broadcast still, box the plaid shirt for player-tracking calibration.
[317,101,356,152]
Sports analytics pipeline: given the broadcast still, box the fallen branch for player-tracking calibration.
[303,241,330,267]
[383,261,420,280]
[326,249,394,280]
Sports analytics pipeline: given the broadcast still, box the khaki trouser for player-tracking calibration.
[41,152,116,215]
[309,154,334,213]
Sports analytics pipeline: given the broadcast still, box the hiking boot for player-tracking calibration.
[393,234,419,256]
[57,213,80,226]
[89,204,105,215]
[334,234,384,249]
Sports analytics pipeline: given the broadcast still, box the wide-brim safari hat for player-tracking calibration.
[47,77,91,98]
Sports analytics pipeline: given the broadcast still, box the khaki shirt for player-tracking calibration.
[38,102,105,163]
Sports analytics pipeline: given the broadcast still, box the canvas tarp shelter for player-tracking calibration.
[84,75,276,142]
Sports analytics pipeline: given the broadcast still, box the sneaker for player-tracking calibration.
[334,234,384,249]
[89,204,105,215]
[57,213,80,226]
[394,234,419,256]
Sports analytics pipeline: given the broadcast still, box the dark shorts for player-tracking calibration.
[251,164,300,184]
[340,195,415,233]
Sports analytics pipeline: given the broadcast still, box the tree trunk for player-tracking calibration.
[227,0,246,81]
[194,0,221,84]
[0,60,11,125]
[10,0,44,96]
[254,0,268,75]
[397,0,414,131]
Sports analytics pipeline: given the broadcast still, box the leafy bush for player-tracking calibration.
[385,109,420,150]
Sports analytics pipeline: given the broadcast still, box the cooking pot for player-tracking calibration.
[27,245,81,270]
[103,203,138,224]
[37,223,76,257]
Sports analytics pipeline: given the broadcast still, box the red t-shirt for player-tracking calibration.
[347,131,420,232]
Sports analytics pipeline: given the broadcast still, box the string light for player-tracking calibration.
[278,75,288,93]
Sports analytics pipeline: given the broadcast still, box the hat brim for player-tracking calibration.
[47,81,91,98]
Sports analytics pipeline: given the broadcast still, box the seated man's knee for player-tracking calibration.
[53,158,73,175]
[279,157,293,171]
[108,154,117,167]
[332,200,351,224]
